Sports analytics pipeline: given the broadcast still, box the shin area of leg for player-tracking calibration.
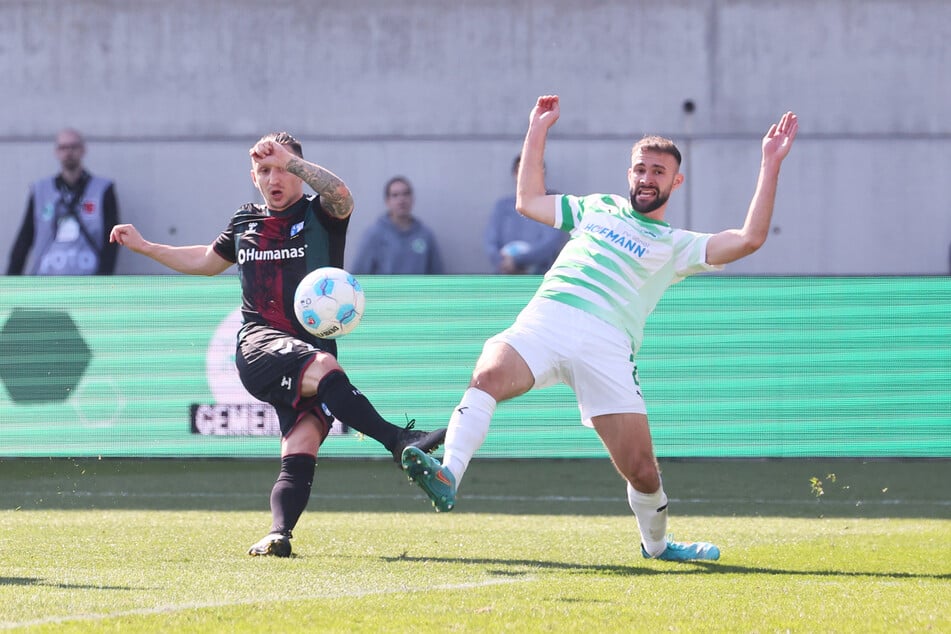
[593,413,667,556]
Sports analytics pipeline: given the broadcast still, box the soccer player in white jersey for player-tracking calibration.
[403,95,799,562]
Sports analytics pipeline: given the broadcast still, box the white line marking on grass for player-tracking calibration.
[10,490,950,507]
[463,495,951,507]
[0,576,536,630]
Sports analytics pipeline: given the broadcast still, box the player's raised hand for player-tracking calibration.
[762,111,798,164]
[529,95,560,130]
[249,139,293,168]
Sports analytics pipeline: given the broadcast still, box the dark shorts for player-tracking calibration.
[235,322,334,436]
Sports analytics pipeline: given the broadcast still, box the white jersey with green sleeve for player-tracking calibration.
[535,193,723,354]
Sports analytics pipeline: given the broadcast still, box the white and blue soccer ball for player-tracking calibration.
[500,240,531,258]
[294,267,366,339]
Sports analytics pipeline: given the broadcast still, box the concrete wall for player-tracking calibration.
[2,0,949,275]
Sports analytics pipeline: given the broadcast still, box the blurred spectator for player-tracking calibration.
[484,154,566,274]
[7,128,120,275]
[351,176,443,274]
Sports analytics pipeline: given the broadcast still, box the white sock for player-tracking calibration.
[442,387,496,486]
[627,481,669,557]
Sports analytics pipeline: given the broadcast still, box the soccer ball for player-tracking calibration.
[294,267,366,339]
[500,240,531,258]
[499,240,533,273]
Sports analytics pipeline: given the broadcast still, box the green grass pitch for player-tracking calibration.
[1,458,948,632]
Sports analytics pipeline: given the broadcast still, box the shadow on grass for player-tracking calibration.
[381,554,951,581]
[0,576,136,590]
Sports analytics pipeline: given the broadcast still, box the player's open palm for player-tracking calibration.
[762,111,798,163]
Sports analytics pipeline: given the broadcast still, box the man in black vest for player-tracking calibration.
[7,128,120,275]
[110,132,446,557]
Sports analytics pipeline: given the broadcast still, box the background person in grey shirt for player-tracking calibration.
[484,154,566,274]
[351,176,444,274]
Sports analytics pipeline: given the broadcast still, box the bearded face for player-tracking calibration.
[627,149,683,216]
[629,182,673,214]
[55,131,85,173]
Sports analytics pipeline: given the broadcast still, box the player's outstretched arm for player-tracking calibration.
[706,111,799,266]
[109,224,231,276]
[249,141,354,220]
[516,95,561,227]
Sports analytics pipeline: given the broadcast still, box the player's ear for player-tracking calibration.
[672,172,685,190]
[250,168,258,187]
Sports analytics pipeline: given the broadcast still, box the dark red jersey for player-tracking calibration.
[213,194,350,348]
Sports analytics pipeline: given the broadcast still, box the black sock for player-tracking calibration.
[269,454,316,535]
[317,370,400,451]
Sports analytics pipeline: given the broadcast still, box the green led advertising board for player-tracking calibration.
[0,276,948,458]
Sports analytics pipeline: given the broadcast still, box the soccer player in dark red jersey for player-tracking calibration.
[111,132,445,557]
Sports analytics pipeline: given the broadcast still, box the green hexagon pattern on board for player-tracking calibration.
[0,308,92,403]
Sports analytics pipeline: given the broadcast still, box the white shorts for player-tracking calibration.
[485,297,646,427]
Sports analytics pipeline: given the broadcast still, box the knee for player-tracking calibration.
[301,353,343,396]
[468,351,530,401]
[469,364,511,400]
[309,352,342,378]
[620,456,661,494]
[469,366,495,392]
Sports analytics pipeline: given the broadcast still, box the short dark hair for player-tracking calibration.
[257,131,303,159]
[384,176,413,199]
[631,135,682,167]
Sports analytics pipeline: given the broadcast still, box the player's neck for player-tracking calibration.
[637,205,667,222]
[267,195,306,215]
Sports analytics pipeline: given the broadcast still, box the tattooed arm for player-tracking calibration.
[286,156,354,219]
[250,139,354,219]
